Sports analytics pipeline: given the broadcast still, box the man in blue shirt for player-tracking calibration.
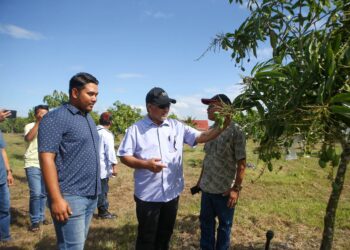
[117,87,229,250]
[38,72,100,250]
[0,109,14,242]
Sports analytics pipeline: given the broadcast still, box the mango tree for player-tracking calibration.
[213,0,349,248]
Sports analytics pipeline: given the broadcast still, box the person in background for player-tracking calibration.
[24,104,50,232]
[117,87,230,250]
[0,109,14,242]
[38,72,100,250]
[96,112,118,219]
[196,94,247,250]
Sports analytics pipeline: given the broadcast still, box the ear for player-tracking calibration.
[71,88,79,99]
[146,103,152,113]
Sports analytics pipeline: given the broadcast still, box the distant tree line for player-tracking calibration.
[0,90,143,135]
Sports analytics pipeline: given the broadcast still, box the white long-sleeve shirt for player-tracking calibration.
[97,125,118,179]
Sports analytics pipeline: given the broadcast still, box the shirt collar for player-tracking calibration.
[65,103,86,116]
[144,115,170,128]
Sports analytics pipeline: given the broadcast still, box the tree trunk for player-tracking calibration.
[320,140,350,250]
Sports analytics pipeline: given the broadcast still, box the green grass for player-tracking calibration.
[1,133,350,249]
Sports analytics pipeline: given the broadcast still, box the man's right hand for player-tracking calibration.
[51,198,73,222]
[0,110,11,122]
[147,158,167,173]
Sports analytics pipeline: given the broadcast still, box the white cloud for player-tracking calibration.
[116,73,145,79]
[256,47,273,60]
[132,105,146,114]
[0,24,45,40]
[170,83,244,120]
[144,11,174,19]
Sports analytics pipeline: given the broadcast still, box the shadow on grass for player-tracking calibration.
[0,244,25,250]
[12,174,27,184]
[85,223,137,250]
[34,235,56,250]
[10,207,27,228]
[232,242,294,250]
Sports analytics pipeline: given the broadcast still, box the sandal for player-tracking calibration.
[29,223,40,232]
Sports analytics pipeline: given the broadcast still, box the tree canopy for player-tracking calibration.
[213,0,349,248]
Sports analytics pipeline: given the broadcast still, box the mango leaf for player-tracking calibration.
[330,93,350,104]
[255,70,285,79]
[329,105,350,118]
[269,29,278,49]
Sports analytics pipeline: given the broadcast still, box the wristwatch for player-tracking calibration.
[232,184,242,192]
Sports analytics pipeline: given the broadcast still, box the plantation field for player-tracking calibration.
[0,133,349,250]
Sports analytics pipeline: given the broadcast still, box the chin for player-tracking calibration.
[85,106,93,112]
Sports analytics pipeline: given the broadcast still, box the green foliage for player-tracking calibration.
[233,110,264,142]
[89,111,100,125]
[0,117,30,133]
[183,116,197,128]
[108,101,143,135]
[43,90,69,108]
[168,113,179,119]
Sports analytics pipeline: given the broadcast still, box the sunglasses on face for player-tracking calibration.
[157,103,171,109]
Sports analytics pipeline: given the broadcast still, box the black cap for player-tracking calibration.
[201,94,231,105]
[146,87,176,106]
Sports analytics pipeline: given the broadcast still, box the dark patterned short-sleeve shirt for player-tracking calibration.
[199,122,246,194]
[38,103,101,196]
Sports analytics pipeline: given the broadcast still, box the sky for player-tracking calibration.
[0,0,271,120]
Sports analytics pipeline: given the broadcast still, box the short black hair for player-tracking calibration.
[99,112,113,126]
[69,72,99,96]
[34,105,49,115]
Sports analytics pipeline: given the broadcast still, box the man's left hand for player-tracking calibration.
[222,188,239,208]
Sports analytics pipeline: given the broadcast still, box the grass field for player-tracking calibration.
[0,133,349,250]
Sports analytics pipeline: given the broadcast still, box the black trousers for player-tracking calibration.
[97,178,109,214]
[134,195,179,250]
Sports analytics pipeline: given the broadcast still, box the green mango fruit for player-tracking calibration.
[319,159,327,168]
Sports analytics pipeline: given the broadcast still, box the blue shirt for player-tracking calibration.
[117,116,200,202]
[38,103,101,196]
[0,131,7,185]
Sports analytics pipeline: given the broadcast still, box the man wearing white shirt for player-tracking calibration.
[24,105,50,232]
[97,112,118,219]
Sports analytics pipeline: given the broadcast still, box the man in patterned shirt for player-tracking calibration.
[38,72,100,250]
[197,94,246,250]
